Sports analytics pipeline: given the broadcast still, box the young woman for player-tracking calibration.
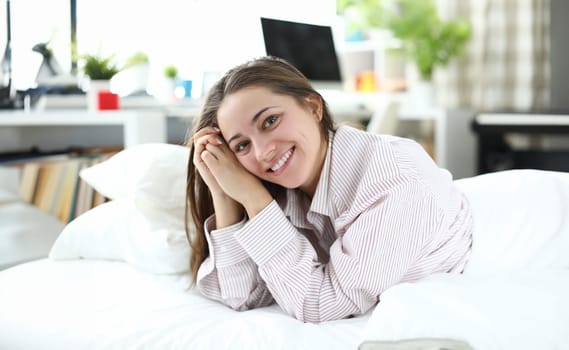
[186,56,473,323]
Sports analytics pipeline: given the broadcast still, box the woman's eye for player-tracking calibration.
[235,141,249,153]
[262,115,278,129]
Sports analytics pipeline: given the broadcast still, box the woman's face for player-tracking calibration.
[217,86,327,196]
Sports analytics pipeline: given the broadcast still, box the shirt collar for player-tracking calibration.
[308,130,334,217]
[278,131,335,226]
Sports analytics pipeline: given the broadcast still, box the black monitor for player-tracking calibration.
[260,17,343,90]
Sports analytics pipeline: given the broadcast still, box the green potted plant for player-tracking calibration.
[382,0,472,82]
[163,64,178,80]
[80,52,120,110]
[81,53,120,81]
[158,64,178,103]
[338,0,471,81]
[112,51,150,96]
[124,51,149,69]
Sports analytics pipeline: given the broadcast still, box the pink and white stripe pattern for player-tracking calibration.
[197,126,473,322]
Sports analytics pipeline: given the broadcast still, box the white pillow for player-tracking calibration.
[79,143,190,208]
[361,270,569,350]
[454,169,569,273]
[49,197,190,274]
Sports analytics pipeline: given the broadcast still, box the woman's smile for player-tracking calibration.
[269,147,294,174]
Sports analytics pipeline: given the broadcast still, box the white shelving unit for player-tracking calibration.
[336,33,405,90]
[0,109,167,150]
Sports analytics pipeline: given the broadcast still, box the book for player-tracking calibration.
[12,148,121,223]
[18,162,40,203]
[35,94,87,109]
[55,160,81,223]
[73,162,94,219]
[35,161,63,214]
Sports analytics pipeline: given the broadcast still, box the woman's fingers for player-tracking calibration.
[193,126,220,145]
[195,137,221,162]
[194,134,221,151]
[200,147,218,162]
[193,128,223,163]
[204,140,229,158]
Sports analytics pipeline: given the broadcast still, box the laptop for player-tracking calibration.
[260,17,344,91]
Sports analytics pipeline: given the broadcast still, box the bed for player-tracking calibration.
[1,143,568,350]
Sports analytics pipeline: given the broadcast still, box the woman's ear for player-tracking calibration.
[305,94,323,121]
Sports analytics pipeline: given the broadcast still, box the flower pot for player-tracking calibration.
[156,78,177,104]
[110,63,149,96]
[410,79,436,110]
[87,79,111,111]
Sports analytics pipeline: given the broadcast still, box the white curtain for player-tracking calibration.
[436,0,549,111]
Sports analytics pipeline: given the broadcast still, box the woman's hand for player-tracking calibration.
[193,126,243,227]
[193,126,226,196]
[195,127,272,218]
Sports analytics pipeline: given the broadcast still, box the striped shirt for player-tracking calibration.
[197,126,473,323]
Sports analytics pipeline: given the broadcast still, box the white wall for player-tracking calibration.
[0,0,337,152]
[78,0,336,96]
[4,0,336,95]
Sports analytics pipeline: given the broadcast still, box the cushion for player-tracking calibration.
[79,143,190,209]
[49,197,190,274]
[50,143,192,274]
[454,169,569,273]
[361,270,569,350]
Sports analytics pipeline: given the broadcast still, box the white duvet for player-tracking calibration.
[1,168,569,350]
[1,260,567,350]
[0,259,369,350]
[361,270,569,350]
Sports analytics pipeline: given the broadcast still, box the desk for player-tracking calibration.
[0,110,166,150]
[472,113,569,174]
[1,96,454,171]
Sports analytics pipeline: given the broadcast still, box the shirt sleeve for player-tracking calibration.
[196,215,274,311]
[234,186,442,323]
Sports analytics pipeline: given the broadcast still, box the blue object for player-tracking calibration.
[179,79,192,98]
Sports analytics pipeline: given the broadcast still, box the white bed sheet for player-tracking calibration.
[2,169,569,350]
[0,259,370,350]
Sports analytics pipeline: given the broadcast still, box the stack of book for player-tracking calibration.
[8,148,121,223]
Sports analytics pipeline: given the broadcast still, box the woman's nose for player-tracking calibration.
[255,141,276,162]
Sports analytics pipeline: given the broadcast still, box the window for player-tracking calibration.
[4,0,335,95]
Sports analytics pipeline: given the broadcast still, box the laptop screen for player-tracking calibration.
[260,17,342,89]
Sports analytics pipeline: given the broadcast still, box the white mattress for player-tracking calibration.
[0,259,370,350]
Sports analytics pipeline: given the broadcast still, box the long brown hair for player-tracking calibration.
[185,56,336,283]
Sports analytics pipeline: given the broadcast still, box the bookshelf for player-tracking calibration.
[0,109,168,226]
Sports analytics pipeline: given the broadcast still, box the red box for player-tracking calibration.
[97,90,120,110]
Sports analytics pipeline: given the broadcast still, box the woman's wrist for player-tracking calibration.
[212,193,243,229]
[240,187,273,220]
